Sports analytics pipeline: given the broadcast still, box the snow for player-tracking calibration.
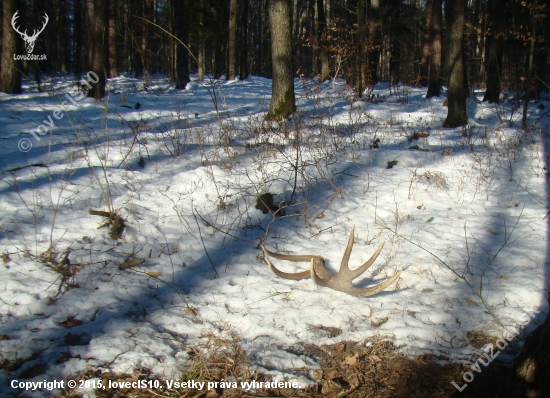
[1,73,549,396]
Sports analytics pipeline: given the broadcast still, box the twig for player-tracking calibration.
[193,209,218,276]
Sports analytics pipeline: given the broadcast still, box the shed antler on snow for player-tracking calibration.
[261,225,401,297]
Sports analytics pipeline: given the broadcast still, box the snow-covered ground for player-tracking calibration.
[1,74,549,396]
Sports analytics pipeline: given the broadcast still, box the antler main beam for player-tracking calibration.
[260,225,401,297]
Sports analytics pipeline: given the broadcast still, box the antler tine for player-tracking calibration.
[260,245,312,280]
[339,225,386,280]
[261,244,333,280]
[310,225,401,297]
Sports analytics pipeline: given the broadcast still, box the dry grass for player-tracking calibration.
[57,338,520,398]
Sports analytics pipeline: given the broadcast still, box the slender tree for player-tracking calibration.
[266,0,295,120]
[240,0,249,79]
[357,0,365,97]
[107,0,117,78]
[483,0,504,103]
[1,0,22,94]
[317,0,329,81]
[228,0,238,80]
[173,0,189,89]
[426,0,442,98]
[419,0,433,86]
[443,0,468,127]
[86,0,106,99]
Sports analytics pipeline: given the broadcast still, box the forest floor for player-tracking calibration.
[1,74,549,397]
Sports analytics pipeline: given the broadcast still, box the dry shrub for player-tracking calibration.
[418,170,447,190]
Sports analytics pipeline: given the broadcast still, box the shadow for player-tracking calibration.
[1,77,549,398]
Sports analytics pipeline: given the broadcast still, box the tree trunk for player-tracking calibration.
[240,0,249,79]
[426,0,442,98]
[266,0,295,121]
[482,0,503,103]
[317,0,329,81]
[228,0,238,80]
[173,0,189,89]
[522,20,535,129]
[419,0,433,86]
[73,0,83,75]
[1,0,22,94]
[86,0,106,99]
[357,0,365,97]
[107,0,117,78]
[367,0,380,83]
[197,0,205,81]
[443,0,467,127]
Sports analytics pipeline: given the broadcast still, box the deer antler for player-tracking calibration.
[261,225,401,297]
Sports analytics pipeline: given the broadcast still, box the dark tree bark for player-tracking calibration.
[443,0,468,127]
[240,0,249,79]
[357,0,365,97]
[426,0,442,98]
[86,0,106,99]
[482,0,503,103]
[266,0,295,120]
[522,20,535,129]
[367,0,380,83]
[197,0,206,81]
[317,0,329,82]
[73,0,83,75]
[173,0,189,89]
[419,0,433,86]
[228,0,238,80]
[1,0,22,94]
[107,0,117,78]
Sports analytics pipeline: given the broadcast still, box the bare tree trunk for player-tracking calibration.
[420,0,433,86]
[266,0,295,120]
[1,0,22,94]
[483,0,503,103]
[86,0,106,99]
[240,0,249,79]
[197,0,205,81]
[317,0,329,81]
[357,0,365,97]
[426,0,442,98]
[73,0,84,74]
[443,0,467,127]
[173,0,189,89]
[522,20,535,129]
[367,0,380,83]
[107,0,117,77]
[228,0,238,80]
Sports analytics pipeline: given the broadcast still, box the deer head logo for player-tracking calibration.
[11,11,49,54]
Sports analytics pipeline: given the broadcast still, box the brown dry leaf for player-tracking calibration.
[59,316,84,328]
[0,335,11,341]
[119,258,144,270]
[458,216,463,219]
[321,343,345,357]
[146,271,162,278]
[47,298,56,306]
[497,275,509,280]
[370,354,381,363]
[371,316,389,328]
[343,353,359,366]
[466,299,477,306]
[185,307,198,317]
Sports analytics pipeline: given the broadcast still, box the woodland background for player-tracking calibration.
[0,0,549,109]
